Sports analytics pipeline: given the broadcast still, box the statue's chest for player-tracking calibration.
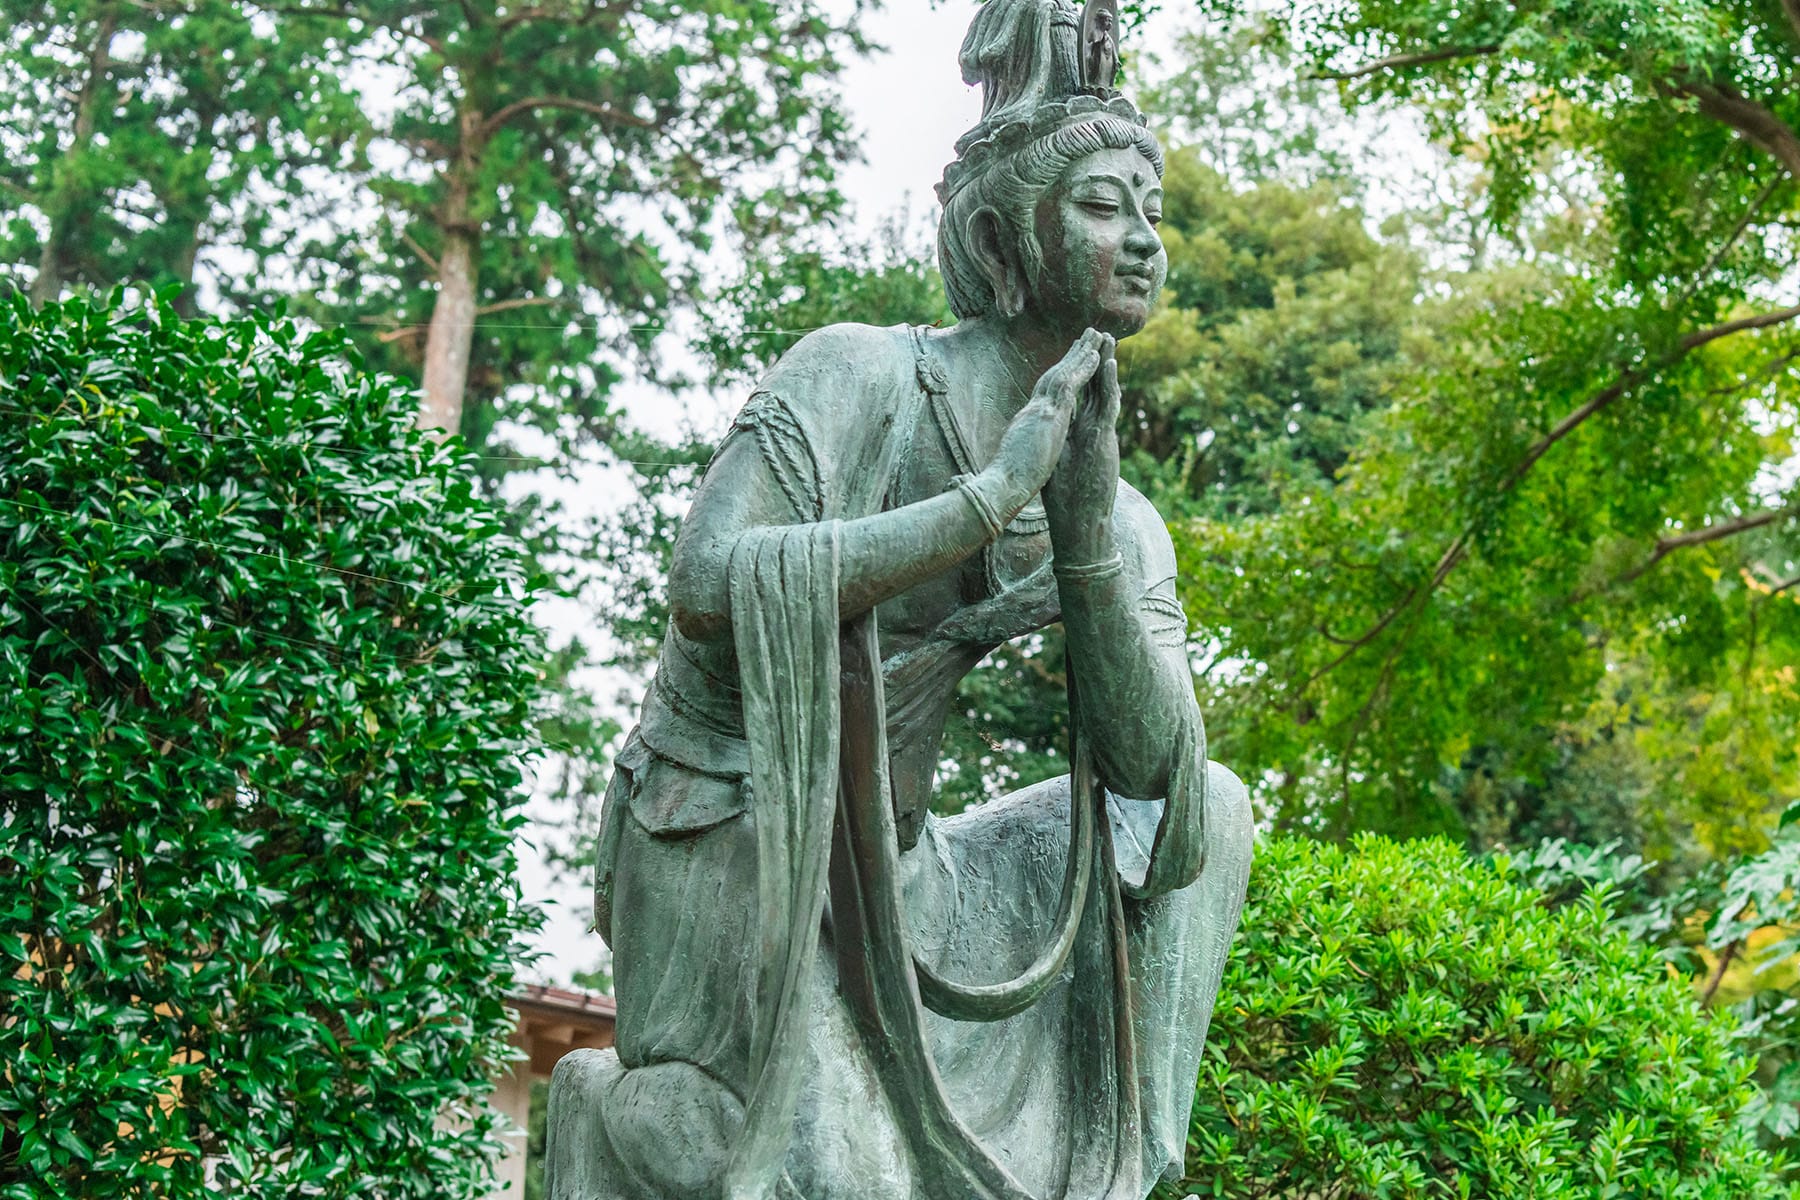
[877,413,1053,642]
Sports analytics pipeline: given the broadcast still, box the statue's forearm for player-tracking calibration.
[1058,558,1197,801]
[670,455,1017,644]
[837,474,1008,618]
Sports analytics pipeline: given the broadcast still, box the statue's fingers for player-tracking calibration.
[1058,353,1101,407]
[1059,330,1095,370]
[1083,352,1117,417]
[1065,329,1104,373]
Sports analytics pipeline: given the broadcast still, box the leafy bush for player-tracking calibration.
[0,293,544,1198]
[1512,828,1800,1150]
[1163,836,1796,1199]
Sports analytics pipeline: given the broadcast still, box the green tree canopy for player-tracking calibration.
[0,0,354,308]
[1169,0,1800,845]
[263,0,875,446]
[1117,145,1419,521]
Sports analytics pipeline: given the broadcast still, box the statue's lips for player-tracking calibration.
[1115,265,1157,291]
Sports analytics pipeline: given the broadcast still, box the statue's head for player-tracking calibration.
[937,0,1165,337]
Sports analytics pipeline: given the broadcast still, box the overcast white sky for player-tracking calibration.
[606,0,988,442]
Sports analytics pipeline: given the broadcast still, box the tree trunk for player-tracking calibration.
[420,119,481,436]
[171,230,202,317]
[421,228,477,434]
[32,5,117,306]
[168,98,221,316]
[31,219,61,308]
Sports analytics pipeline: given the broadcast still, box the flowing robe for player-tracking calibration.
[547,324,1252,1200]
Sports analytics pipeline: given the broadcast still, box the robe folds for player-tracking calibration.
[557,323,1252,1200]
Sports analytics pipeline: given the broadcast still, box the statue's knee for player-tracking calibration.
[546,1049,623,1200]
[1205,760,1256,873]
[603,1060,745,1199]
[546,1053,744,1200]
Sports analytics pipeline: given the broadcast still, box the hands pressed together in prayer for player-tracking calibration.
[982,327,1122,566]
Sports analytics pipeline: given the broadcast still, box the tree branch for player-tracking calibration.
[479,96,653,141]
[1702,940,1740,1007]
[254,3,355,21]
[1679,81,1800,181]
[1310,301,1800,685]
[401,230,439,275]
[1782,0,1800,47]
[1679,176,1784,308]
[495,2,602,30]
[256,3,449,54]
[399,133,454,162]
[1683,301,1800,348]
[1766,572,1800,598]
[474,296,562,317]
[1314,44,1499,82]
[1498,302,1800,496]
[1615,505,1796,586]
[401,19,447,56]
[496,5,553,27]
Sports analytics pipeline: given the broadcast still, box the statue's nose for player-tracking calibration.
[1124,225,1162,258]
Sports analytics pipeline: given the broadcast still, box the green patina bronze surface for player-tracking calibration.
[546,3,1252,1196]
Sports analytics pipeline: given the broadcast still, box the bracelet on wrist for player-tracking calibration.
[1052,550,1126,585]
[955,475,1007,544]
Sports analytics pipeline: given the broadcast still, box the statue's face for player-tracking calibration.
[1031,147,1165,338]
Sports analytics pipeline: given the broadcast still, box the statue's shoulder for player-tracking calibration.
[783,321,912,354]
[755,322,916,399]
[733,324,922,516]
[1111,477,1164,532]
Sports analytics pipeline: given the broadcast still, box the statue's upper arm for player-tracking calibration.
[1113,482,1178,594]
[1112,482,1188,649]
[666,323,903,640]
[667,428,810,640]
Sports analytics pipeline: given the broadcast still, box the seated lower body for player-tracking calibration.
[546,763,1252,1200]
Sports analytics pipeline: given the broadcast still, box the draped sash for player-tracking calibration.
[721,523,845,1200]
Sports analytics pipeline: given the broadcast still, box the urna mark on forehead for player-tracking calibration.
[1071,159,1163,203]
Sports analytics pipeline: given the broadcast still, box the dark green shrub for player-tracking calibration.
[0,293,544,1198]
[1164,836,1796,1199]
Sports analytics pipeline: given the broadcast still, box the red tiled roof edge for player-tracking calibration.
[508,984,619,1019]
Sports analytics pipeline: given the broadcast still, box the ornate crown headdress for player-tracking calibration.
[937,0,1149,205]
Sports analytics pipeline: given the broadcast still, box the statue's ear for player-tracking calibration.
[967,207,1027,318]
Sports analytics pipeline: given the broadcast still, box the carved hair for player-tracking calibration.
[938,112,1163,319]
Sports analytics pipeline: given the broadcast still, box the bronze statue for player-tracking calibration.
[546,3,1251,1197]
[1081,0,1120,93]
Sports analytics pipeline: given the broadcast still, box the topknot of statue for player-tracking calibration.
[937,0,1145,206]
[938,94,1150,206]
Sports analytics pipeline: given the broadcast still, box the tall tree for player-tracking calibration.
[257,0,873,445]
[0,0,355,308]
[1,0,881,866]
